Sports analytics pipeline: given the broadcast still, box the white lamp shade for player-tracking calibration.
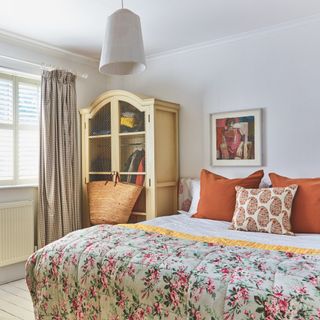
[99,8,146,75]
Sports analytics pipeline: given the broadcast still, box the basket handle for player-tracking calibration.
[106,171,120,186]
[114,171,120,186]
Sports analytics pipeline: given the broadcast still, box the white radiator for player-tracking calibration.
[0,201,34,267]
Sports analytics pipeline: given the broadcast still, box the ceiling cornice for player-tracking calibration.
[0,29,99,67]
[0,12,320,66]
[147,13,320,61]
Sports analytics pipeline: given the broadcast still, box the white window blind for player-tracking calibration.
[0,73,40,186]
[0,78,13,124]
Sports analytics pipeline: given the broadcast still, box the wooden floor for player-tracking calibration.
[0,279,34,320]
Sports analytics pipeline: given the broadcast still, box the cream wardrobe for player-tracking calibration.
[80,90,179,226]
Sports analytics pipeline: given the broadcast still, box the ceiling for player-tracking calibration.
[1,0,320,60]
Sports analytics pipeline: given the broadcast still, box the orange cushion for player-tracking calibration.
[193,169,264,222]
[269,173,320,233]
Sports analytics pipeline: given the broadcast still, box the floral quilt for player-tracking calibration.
[26,224,320,320]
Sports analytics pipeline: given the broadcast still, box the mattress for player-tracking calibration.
[143,211,320,249]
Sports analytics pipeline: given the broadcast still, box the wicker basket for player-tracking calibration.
[87,176,143,225]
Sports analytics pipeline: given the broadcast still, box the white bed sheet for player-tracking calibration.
[142,212,320,250]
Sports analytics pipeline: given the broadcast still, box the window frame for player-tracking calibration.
[0,72,41,186]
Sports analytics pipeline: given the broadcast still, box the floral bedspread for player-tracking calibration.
[26,224,320,320]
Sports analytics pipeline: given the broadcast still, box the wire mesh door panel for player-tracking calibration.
[88,103,112,181]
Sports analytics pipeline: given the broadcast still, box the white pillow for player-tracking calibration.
[188,179,200,215]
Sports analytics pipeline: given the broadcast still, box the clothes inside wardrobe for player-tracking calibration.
[124,149,145,185]
[136,157,145,186]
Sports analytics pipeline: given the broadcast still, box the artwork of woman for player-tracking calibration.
[211,109,261,166]
[221,118,244,159]
[217,117,252,160]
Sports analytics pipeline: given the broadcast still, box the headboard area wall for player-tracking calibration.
[202,18,320,183]
[107,17,320,180]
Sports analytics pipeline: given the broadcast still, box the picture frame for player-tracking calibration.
[210,109,262,166]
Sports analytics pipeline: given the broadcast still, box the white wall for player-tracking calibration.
[108,52,206,178]
[116,17,320,182]
[202,18,320,183]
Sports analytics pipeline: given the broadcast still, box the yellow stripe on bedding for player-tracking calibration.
[120,223,320,255]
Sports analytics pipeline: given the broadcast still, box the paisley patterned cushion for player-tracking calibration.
[230,185,298,235]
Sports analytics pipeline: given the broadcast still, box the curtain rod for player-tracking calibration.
[0,54,89,79]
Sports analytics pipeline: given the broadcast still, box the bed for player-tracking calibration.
[26,212,320,319]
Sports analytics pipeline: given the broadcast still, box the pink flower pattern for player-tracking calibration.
[26,225,320,319]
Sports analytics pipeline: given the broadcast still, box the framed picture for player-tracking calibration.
[211,109,262,166]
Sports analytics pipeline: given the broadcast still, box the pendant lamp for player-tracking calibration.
[99,0,146,75]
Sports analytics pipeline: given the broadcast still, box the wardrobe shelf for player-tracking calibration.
[89,172,112,175]
[89,134,111,139]
[131,211,147,217]
[119,172,146,175]
[119,131,145,136]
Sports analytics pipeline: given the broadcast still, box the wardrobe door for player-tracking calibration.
[87,102,112,183]
[117,99,147,220]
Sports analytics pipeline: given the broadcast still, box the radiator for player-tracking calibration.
[0,201,34,267]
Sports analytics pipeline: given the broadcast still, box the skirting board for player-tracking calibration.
[0,261,25,285]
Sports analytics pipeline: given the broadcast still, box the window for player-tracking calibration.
[0,72,40,186]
